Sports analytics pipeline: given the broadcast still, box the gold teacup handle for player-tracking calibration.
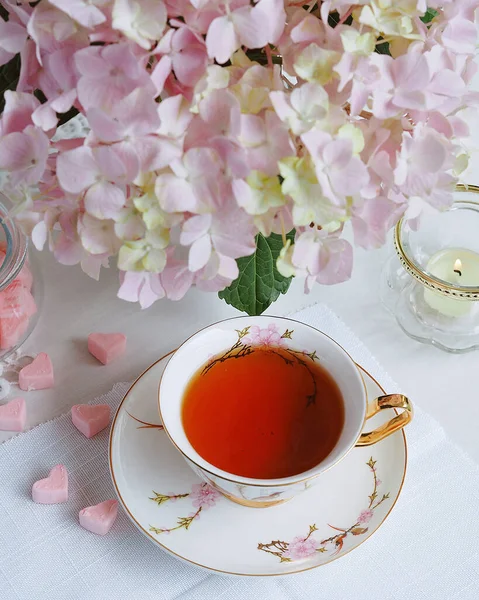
[356,394,413,446]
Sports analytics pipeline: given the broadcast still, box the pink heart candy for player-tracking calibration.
[0,315,29,350]
[71,404,110,438]
[0,282,26,319]
[79,499,118,536]
[32,464,68,504]
[0,397,26,432]
[88,333,126,365]
[19,352,54,391]
[15,263,33,291]
[22,289,37,318]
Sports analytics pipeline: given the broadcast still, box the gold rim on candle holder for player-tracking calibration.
[394,183,479,300]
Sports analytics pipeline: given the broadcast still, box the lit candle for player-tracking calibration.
[423,248,479,317]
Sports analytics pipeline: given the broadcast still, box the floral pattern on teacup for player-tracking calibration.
[202,324,319,415]
[257,458,389,561]
[204,325,317,369]
[242,323,289,347]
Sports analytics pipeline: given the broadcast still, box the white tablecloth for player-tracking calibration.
[1,305,479,600]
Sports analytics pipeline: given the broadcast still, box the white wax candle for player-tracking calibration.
[423,248,479,317]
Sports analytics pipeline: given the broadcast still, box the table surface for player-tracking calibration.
[2,76,479,466]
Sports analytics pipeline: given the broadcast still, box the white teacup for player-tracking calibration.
[158,316,412,507]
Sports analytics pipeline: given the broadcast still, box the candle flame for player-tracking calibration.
[454,259,462,271]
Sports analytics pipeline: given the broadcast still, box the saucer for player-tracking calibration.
[109,352,407,576]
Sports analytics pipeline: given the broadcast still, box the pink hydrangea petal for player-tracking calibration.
[106,142,140,183]
[57,147,99,193]
[0,132,34,171]
[330,155,369,196]
[86,108,124,142]
[429,70,465,98]
[50,89,77,113]
[138,276,164,309]
[116,87,161,136]
[352,198,405,250]
[322,138,352,171]
[232,6,267,49]
[211,205,256,258]
[188,235,212,272]
[54,234,83,266]
[317,239,353,285]
[31,221,48,251]
[49,0,107,28]
[32,102,58,131]
[171,27,207,86]
[93,145,130,183]
[392,52,429,92]
[199,89,240,134]
[81,253,106,280]
[84,181,125,220]
[117,271,143,303]
[0,20,28,54]
[151,55,172,95]
[239,114,266,147]
[74,47,108,78]
[251,0,285,44]
[156,174,198,213]
[161,264,194,300]
[180,214,212,246]
[1,91,39,135]
[206,15,238,64]
[131,136,182,173]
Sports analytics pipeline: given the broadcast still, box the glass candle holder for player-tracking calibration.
[381,184,479,353]
[0,197,42,359]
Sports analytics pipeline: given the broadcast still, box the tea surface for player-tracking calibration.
[182,345,345,479]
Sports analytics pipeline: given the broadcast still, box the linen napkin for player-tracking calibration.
[1,304,478,600]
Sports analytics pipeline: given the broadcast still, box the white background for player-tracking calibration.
[1,74,479,465]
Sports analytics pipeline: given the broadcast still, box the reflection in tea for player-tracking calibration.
[182,346,345,479]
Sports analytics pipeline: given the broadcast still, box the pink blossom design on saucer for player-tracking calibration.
[283,534,320,560]
[149,482,221,535]
[357,509,374,524]
[258,457,390,562]
[190,483,221,509]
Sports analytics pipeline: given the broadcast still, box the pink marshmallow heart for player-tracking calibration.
[88,333,126,365]
[71,404,110,438]
[15,264,33,291]
[0,397,26,432]
[19,352,54,391]
[22,289,37,318]
[0,281,25,319]
[0,314,29,350]
[32,464,68,504]
[79,499,118,535]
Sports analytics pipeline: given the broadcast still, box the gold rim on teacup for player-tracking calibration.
[157,316,413,502]
[394,183,479,299]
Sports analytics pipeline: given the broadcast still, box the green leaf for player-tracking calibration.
[420,8,438,24]
[218,230,295,316]
[375,40,391,56]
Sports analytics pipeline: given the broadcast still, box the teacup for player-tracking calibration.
[158,316,413,507]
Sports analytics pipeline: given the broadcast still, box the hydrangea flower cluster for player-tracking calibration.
[0,0,476,309]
